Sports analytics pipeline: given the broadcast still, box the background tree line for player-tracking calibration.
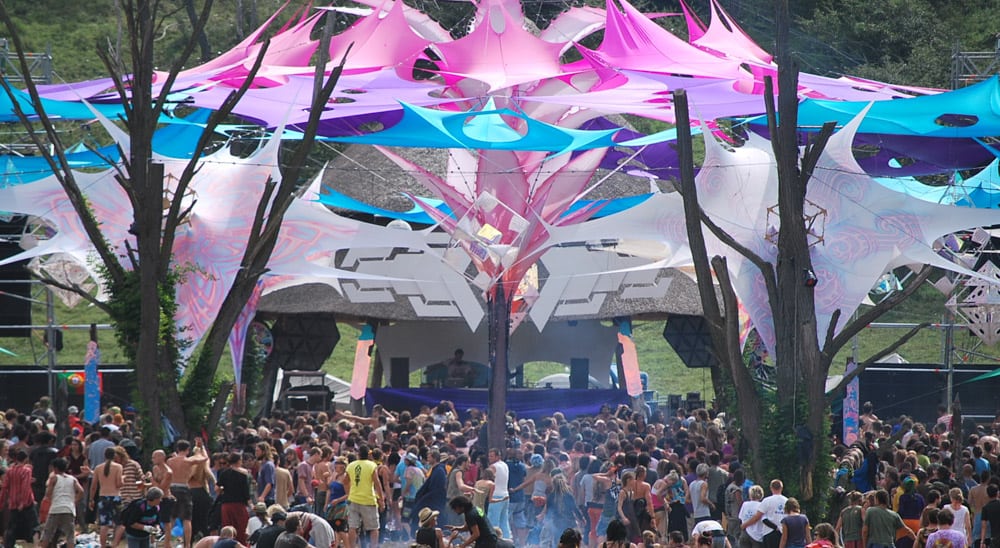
[8,0,996,89]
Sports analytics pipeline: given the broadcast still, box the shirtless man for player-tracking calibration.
[167,439,209,548]
[152,450,175,546]
[89,446,124,548]
[445,349,473,387]
[313,447,332,515]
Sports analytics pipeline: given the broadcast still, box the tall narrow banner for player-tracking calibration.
[228,280,264,388]
[84,339,101,424]
[842,359,859,446]
[617,320,643,398]
[350,324,376,400]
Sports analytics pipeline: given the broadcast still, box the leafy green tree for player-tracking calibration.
[674,0,933,518]
[798,0,949,86]
[0,0,347,452]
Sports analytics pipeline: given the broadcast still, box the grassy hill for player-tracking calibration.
[6,0,289,83]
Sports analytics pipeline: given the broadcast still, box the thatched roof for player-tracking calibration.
[257,268,704,323]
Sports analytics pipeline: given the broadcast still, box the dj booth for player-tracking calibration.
[365,387,629,421]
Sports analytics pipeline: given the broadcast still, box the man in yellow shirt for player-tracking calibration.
[346,445,384,548]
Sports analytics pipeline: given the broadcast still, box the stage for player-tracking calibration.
[365,387,629,421]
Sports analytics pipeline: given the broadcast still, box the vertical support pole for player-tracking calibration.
[487,282,511,451]
[45,285,56,401]
[944,310,954,414]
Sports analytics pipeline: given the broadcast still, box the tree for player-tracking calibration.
[673,0,932,513]
[0,0,348,451]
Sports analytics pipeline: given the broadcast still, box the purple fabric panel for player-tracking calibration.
[854,134,995,176]
[583,117,690,180]
[306,110,406,137]
[750,125,995,176]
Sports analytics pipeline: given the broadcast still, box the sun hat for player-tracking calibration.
[418,507,440,527]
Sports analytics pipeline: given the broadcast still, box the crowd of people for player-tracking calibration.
[2,396,1000,548]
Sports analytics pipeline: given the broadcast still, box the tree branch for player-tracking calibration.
[673,89,725,336]
[0,2,126,287]
[824,321,929,404]
[159,39,273,271]
[151,0,215,117]
[824,265,934,362]
[246,45,353,264]
[698,209,780,310]
[800,121,838,183]
[823,309,842,352]
[35,274,113,315]
[96,31,134,123]
[205,381,233,439]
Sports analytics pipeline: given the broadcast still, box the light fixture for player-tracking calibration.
[803,269,818,288]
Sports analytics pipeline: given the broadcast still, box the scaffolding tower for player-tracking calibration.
[951,38,1000,89]
[0,38,52,85]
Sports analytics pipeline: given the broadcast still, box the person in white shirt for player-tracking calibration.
[247,502,269,538]
[40,457,85,548]
[487,448,512,540]
[742,480,787,548]
[739,485,766,548]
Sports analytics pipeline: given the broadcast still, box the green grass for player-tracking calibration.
[5,276,999,408]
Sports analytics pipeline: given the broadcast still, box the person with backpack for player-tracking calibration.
[863,489,915,548]
[121,487,165,548]
[837,491,864,548]
[707,453,729,522]
[725,470,746,544]
[400,452,425,535]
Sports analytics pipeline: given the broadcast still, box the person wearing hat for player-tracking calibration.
[411,449,448,533]
[120,486,164,548]
[250,509,286,548]
[416,507,447,548]
[67,405,82,432]
[248,502,270,538]
[401,452,425,531]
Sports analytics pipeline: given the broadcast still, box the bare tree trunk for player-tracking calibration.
[179,43,351,434]
[235,0,244,37]
[674,89,766,479]
[770,0,834,501]
[487,282,511,451]
[183,0,212,62]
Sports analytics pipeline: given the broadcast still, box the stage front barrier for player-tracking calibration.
[365,387,629,421]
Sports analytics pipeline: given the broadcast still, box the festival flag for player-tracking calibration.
[842,359,859,446]
[83,334,101,423]
[58,370,103,396]
[617,320,643,398]
[349,324,376,400]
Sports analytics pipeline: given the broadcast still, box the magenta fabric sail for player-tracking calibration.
[11,0,1000,372]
